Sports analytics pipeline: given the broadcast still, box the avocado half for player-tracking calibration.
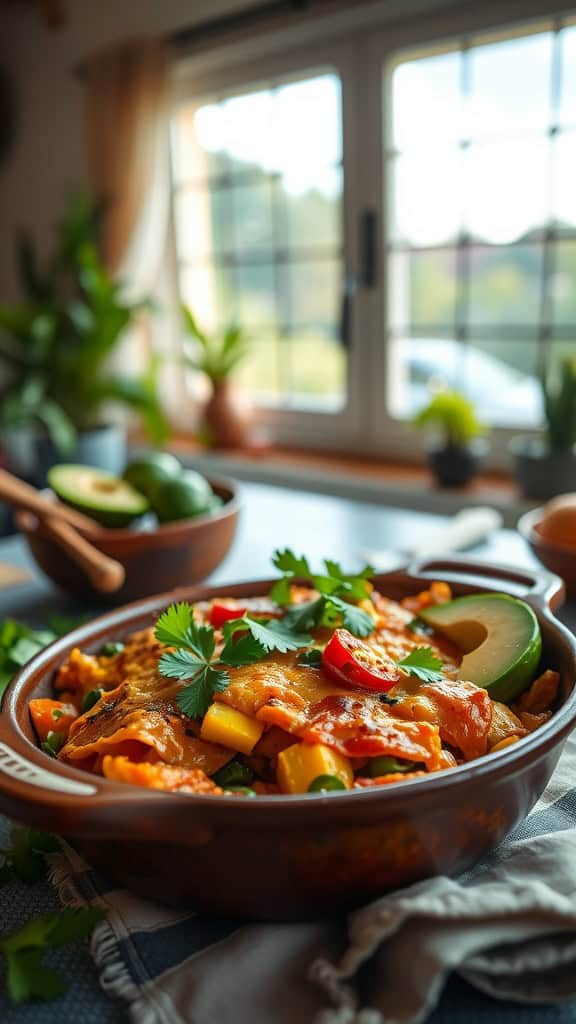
[419,593,542,702]
[48,464,150,528]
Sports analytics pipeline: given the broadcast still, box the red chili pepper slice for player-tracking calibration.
[322,629,400,692]
[209,602,247,629]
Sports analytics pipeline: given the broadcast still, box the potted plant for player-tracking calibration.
[511,358,576,500]
[0,194,168,484]
[181,305,251,448]
[413,390,487,487]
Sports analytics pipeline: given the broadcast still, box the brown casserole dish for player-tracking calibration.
[0,557,574,921]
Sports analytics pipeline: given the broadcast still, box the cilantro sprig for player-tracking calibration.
[397,647,444,684]
[0,826,60,887]
[271,550,376,638]
[0,614,87,706]
[1,909,104,1003]
[155,602,312,719]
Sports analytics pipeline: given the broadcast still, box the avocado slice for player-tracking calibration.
[418,594,542,702]
[48,464,149,528]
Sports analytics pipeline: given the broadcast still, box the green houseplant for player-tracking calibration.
[0,195,168,483]
[413,390,487,487]
[181,305,251,448]
[511,358,576,500]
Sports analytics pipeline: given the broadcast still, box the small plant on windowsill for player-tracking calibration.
[511,357,576,500]
[413,390,487,488]
[181,305,252,449]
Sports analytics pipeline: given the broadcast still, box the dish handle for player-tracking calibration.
[406,555,565,612]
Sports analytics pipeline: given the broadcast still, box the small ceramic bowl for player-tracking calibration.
[518,507,576,598]
[15,475,240,604]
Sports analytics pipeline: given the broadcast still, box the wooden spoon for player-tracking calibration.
[40,517,125,593]
[0,468,100,533]
[0,468,125,594]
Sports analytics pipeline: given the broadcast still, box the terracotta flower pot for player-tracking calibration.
[204,379,251,449]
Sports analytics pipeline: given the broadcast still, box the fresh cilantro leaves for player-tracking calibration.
[156,553,378,717]
[1,908,104,1003]
[397,647,444,684]
[155,603,312,720]
[271,550,375,637]
[176,667,230,720]
[222,616,313,656]
[0,826,60,887]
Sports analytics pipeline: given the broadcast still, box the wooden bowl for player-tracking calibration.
[15,475,240,605]
[518,507,576,598]
[0,558,573,920]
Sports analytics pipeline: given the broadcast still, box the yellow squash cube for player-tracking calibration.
[200,703,263,755]
[276,742,353,794]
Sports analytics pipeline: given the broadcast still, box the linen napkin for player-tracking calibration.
[48,730,576,1024]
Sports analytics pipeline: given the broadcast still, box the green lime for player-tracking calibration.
[123,453,181,500]
[152,470,214,523]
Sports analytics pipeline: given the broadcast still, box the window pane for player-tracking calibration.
[272,75,341,176]
[387,335,463,418]
[235,264,277,328]
[554,132,576,228]
[282,166,342,250]
[231,182,274,254]
[288,259,340,331]
[236,335,281,401]
[285,331,346,410]
[466,139,549,244]
[179,265,236,331]
[391,50,462,150]
[559,25,576,127]
[172,70,345,413]
[389,249,457,328]
[469,32,553,138]
[552,241,576,325]
[468,244,544,326]
[390,149,462,246]
[174,189,234,261]
[462,338,542,426]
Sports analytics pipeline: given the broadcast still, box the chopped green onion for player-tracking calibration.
[81,688,104,714]
[99,641,125,658]
[223,786,257,797]
[307,774,347,793]
[213,760,254,788]
[51,709,64,720]
[41,731,63,758]
[367,756,415,777]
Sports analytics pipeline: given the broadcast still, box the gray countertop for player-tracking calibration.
[0,480,573,1023]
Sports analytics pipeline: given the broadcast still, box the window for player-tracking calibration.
[171,70,346,412]
[385,18,576,429]
[170,9,576,456]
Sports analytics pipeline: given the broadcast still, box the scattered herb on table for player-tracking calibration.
[0,826,60,886]
[1,908,105,1003]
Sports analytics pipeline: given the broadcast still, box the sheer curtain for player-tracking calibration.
[83,37,189,430]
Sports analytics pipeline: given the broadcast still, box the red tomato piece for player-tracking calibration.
[322,629,400,692]
[209,602,247,628]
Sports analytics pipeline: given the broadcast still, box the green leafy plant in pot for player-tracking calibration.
[511,357,576,500]
[413,390,487,487]
[181,305,251,448]
[0,194,168,484]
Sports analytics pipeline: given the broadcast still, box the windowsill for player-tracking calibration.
[158,437,536,527]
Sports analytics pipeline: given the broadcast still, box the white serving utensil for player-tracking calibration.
[359,506,503,571]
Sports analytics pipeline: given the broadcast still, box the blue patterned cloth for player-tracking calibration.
[2,733,575,1024]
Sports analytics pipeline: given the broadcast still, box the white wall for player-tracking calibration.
[0,0,262,297]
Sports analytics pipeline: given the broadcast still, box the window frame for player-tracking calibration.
[169,2,574,465]
[171,40,371,449]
